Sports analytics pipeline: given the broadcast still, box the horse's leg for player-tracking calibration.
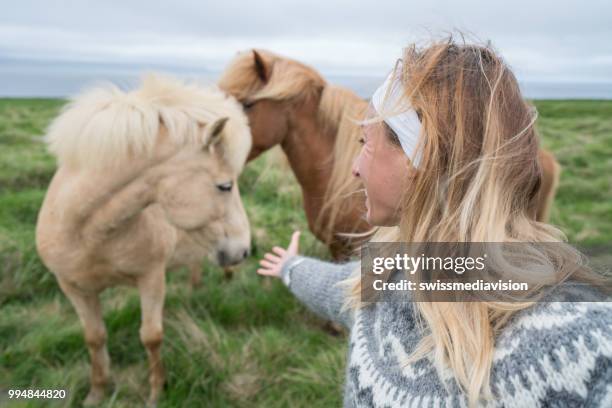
[57,279,109,406]
[189,263,202,288]
[137,267,166,407]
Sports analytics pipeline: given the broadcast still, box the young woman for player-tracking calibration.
[257,38,611,407]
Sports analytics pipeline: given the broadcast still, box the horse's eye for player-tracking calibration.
[216,181,233,192]
[242,100,256,110]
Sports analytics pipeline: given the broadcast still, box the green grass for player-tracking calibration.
[0,98,611,407]
[535,100,612,243]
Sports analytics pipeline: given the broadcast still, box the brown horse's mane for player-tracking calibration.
[219,50,370,244]
[219,49,326,104]
[317,85,369,243]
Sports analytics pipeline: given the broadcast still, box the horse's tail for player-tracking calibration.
[536,148,561,222]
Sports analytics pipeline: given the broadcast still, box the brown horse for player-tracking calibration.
[219,50,561,259]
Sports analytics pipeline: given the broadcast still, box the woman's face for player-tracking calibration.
[352,115,415,226]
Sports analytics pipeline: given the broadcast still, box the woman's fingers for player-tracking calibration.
[264,253,282,263]
[257,231,301,280]
[256,268,278,277]
[259,259,277,269]
[272,246,286,256]
[287,230,301,254]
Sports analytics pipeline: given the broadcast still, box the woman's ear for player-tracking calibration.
[203,117,229,150]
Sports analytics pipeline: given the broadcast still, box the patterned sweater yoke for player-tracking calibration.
[280,256,612,407]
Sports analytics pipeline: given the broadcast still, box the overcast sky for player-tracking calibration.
[2,0,612,84]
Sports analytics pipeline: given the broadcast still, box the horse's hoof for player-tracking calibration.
[83,388,105,406]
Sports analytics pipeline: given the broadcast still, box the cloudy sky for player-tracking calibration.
[1,0,611,96]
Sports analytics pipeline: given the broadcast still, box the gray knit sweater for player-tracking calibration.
[280,256,612,407]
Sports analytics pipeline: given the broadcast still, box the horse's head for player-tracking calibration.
[156,114,252,267]
[219,49,326,161]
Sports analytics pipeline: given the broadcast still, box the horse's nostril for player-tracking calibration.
[242,249,249,259]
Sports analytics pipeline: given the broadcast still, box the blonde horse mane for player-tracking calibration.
[47,74,250,172]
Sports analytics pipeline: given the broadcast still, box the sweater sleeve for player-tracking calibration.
[280,255,358,329]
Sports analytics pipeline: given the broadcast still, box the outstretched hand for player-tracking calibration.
[257,231,301,278]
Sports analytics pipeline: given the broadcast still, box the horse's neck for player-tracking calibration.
[78,160,160,242]
[281,107,336,210]
[75,132,181,239]
[280,86,365,205]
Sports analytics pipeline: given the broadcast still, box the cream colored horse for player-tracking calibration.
[36,75,252,406]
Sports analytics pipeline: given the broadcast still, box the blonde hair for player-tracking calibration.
[343,37,606,406]
[47,74,250,172]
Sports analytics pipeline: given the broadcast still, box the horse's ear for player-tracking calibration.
[252,50,269,83]
[203,117,229,150]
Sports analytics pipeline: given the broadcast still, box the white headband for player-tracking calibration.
[371,65,422,167]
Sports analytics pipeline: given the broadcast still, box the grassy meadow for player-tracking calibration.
[0,98,611,407]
